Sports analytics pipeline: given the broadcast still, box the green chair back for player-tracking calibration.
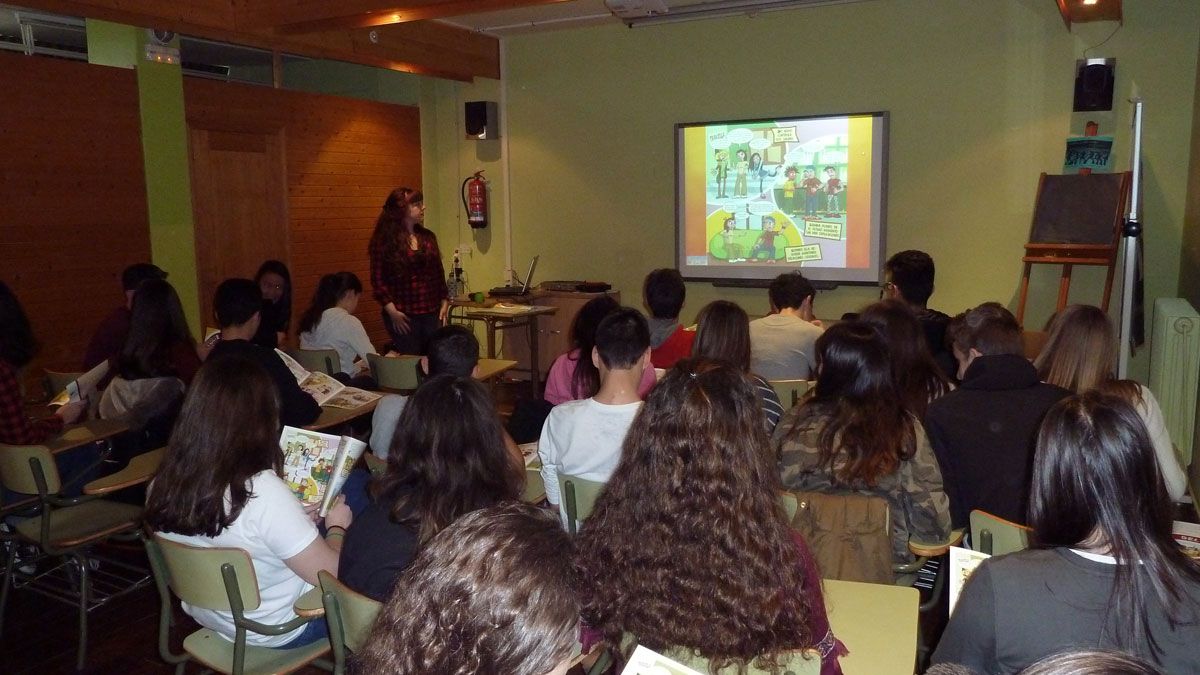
[969,510,1030,556]
[557,474,605,536]
[288,348,340,376]
[0,442,60,495]
[319,569,381,670]
[152,535,261,611]
[522,467,545,504]
[367,353,421,392]
[768,379,813,409]
[822,579,919,675]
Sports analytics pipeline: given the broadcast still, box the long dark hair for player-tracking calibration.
[371,375,521,544]
[118,279,195,380]
[356,503,579,675]
[0,280,37,368]
[691,300,752,372]
[576,358,813,671]
[787,321,915,486]
[369,187,433,266]
[144,355,283,537]
[254,260,292,331]
[298,272,363,335]
[1030,392,1200,662]
[859,299,950,417]
[567,295,620,399]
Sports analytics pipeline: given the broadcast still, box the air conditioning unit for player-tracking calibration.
[604,0,670,19]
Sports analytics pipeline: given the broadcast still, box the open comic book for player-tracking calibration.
[280,426,367,517]
[1173,521,1200,562]
[49,360,109,407]
[948,546,991,614]
[274,349,381,409]
[620,645,705,675]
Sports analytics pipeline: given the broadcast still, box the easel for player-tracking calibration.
[1015,171,1131,326]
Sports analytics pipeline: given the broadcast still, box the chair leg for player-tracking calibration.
[75,553,90,671]
[0,539,16,637]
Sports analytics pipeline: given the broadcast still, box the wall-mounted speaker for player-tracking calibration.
[465,101,499,140]
[1074,58,1115,112]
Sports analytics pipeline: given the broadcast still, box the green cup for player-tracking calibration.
[471,291,485,303]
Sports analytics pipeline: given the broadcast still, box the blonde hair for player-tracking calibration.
[1035,305,1140,402]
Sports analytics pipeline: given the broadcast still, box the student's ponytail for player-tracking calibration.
[299,274,343,334]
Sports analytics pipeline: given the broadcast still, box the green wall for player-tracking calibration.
[424,0,1200,380]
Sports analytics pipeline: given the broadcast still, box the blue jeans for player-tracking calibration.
[273,616,328,649]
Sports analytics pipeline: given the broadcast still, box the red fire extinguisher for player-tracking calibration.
[461,170,488,229]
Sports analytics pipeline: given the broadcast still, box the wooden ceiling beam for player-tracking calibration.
[13,0,498,80]
[241,0,572,34]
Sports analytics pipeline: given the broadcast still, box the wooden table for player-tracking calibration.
[294,586,324,618]
[83,447,165,495]
[823,579,919,675]
[456,303,558,397]
[305,399,380,432]
[46,418,129,455]
[475,358,518,381]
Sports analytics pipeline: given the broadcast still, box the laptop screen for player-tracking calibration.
[519,255,539,293]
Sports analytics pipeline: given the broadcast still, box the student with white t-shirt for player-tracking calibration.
[145,355,353,648]
[539,307,651,523]
[298,272,377,383]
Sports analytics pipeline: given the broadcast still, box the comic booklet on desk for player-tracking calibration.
[279,426,367,517]
[274,348,381,408]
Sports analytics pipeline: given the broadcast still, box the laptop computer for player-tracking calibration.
[489,255,539,297]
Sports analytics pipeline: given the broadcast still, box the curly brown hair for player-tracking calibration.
[575,358,813,673]
[355,502,578,675]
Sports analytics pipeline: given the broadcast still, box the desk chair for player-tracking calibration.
[1190,452,1200,521]
[522,467,546,504]
[145,536,333,675]
[366,353,421,393]
[0,442,149,671]
[823,579,920,675]
[968,510,1030,556]
[768,379,813,409]
[587,633,819,675]
[288,348,340,376]
[556,474,605,536]
[318,570,382,675]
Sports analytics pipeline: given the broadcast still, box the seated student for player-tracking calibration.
[298,271,377,386]
[925,303,1070,529]
[83,262,168,374]
[576,359,844,675]
[538,308,649,516]
[146,356,352,649]
[643,268,695,369]
[99,279,200,445]
[932,393,1200,673]
[692,300,784,431]
[207,278,320,428]
[0,280,86,445]
[860,299,952,419]
[339,374,522,602]
[543,295,656,405]
[356,503,578,675]
[1034,304,1186,501]
[773,322,950,566]
[251,260,292,349]
[882,250,954,375]
[749,272,824,380]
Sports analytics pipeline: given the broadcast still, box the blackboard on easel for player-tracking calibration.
[1017,172,1130,324]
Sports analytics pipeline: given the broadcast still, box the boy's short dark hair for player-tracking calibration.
[122,263,167,292]
[595,308,650,370]
[214,278,262,328]
[768,272,815,311]
[643,269,686,320]
[954,302,1023,357]
[885,250,936,306]
[427,325,480,377]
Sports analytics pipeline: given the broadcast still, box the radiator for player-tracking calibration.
[1149,298,1200,469]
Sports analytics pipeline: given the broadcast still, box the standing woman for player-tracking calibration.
[252,260,292,349]
[368,188,449,355]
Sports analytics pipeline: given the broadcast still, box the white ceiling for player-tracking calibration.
[439,0,782,36]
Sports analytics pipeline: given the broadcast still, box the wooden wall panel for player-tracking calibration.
[0,51,150,389]
[183,78,421,349]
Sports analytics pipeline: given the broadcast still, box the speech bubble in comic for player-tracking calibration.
[786,244,822,263]
[747,201,776,215]
[803,220,843,240]
[728,128,754,144]
[749,137,771,150]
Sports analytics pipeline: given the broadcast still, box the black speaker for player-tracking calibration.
[1073,59,1115,112]
[465,101,499,140]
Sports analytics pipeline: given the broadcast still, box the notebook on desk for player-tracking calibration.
[489,256,538,297]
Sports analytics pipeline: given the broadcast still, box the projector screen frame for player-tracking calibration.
[674,110,890,288]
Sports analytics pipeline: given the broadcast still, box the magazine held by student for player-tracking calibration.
[274,348,381,409]
[280,425,367,516]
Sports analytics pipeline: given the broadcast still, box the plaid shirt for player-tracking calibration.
[0,359,63,445]
[369,230,449,316]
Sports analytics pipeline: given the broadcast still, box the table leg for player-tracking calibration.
[529,316,540,398]
[485,318,497,359]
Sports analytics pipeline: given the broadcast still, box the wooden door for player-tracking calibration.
[188,127,288,329]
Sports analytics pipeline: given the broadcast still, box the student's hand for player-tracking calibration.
[56,399,87,425]
[324,495,352,530]
[303,501,322,523]
[196,339,216,362]
[386,306,411,335]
